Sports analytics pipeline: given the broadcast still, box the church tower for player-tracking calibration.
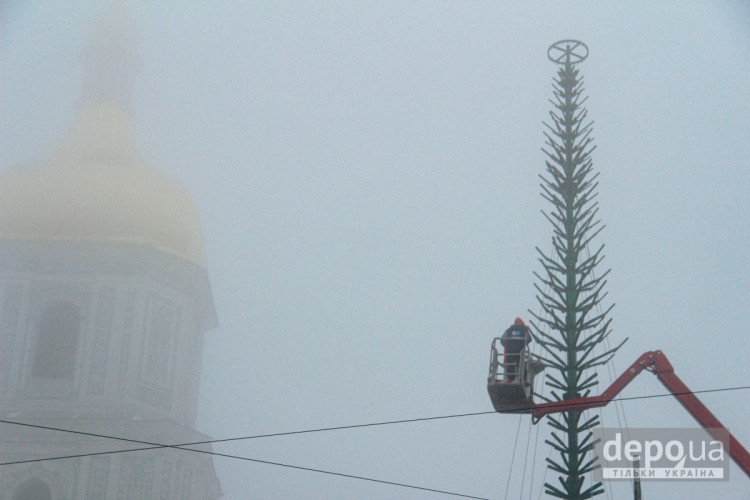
[0,10,221,499]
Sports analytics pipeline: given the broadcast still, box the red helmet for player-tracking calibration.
[514,317,525,326]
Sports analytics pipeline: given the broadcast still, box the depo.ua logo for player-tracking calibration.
[593,428,729,481]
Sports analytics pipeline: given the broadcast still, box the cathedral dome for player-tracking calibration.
[0,103,205,266]
[0,8,207,267]
[0,102,206,267]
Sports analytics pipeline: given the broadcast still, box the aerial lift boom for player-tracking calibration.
[487,349,750,478]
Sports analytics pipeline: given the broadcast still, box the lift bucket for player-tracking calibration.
[487,338,544,414]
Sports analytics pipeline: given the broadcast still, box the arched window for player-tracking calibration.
[13,478,52,500]
[31,300,81,379]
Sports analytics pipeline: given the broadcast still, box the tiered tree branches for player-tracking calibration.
[530,44,626,499]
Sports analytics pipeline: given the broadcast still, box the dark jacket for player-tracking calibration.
[501,323,531,352]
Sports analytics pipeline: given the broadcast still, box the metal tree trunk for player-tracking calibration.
[530,40,625,499]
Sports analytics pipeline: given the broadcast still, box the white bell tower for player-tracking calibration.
[0,8,221,499]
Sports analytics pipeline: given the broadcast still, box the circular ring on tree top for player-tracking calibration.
[547,39,588,64]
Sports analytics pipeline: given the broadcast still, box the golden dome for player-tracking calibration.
[0,102,207,266]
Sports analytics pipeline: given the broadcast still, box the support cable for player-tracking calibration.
[536,443,555,500]
[1,384,747,469]
[525,263,552,499]
[584,245,617,500]
[0,383,746,500]
[519,413,534,497]
[527,412,541,500]
[584,243,630,439]
[0,421,489,500]
[503,415,523,500]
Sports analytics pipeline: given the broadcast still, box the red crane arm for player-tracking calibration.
[529,350,750,478]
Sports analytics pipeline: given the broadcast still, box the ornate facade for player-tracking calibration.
[0,10,221,499]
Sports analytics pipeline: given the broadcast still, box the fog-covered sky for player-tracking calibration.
[3,1,750,498]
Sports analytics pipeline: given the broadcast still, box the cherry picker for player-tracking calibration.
[487,344,750,478]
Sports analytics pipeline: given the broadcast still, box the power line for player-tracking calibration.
[2,384,749,463]
[1,385,748,495]
[0,409,497,462]
[0,413,496,499]
[0,430,488,499]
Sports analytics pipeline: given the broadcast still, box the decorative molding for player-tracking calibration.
[136,295,178,412]
[88,286,116,395]
[117,456,155,499]
[0,240,215,332]
[117,288,136,396]
[0,237,220,498]
[159,460,174,500]
[180,465,194,500]
[86,456,111,498]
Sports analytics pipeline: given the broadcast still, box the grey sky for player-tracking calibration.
[2,1,750,498]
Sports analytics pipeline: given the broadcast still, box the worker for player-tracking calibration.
[501,317,532,381]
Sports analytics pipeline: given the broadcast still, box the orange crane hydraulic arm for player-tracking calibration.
[528,350,750,478]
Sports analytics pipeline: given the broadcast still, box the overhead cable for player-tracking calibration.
[0,384,747,497]
[1,384,748,468]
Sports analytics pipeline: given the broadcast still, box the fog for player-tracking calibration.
[1,2,749,499]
